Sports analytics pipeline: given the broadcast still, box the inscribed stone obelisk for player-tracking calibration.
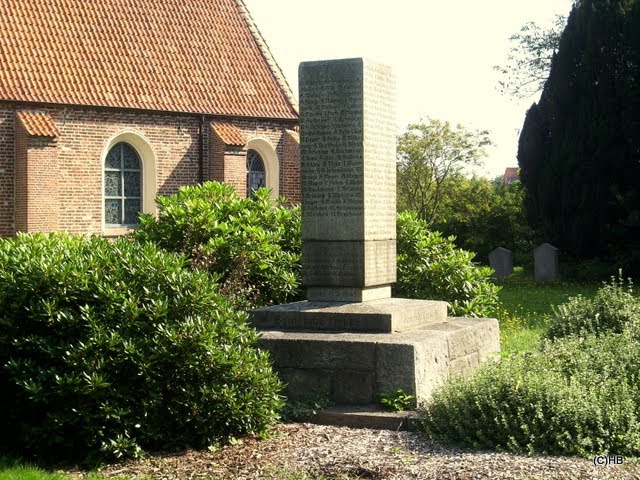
[299,58,396,302]
[250,58,499,407]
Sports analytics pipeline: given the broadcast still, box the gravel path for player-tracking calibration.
[72,423,640,480]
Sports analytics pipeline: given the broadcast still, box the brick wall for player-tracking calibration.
[209,130,225,183]
[281,129,301,204]
[15,122,60,232]
[57,108,203,234]
[0,102,300,236]
[13,119,26,232]
[0,106,14,235]
[209,134,247,195]
[210,119,301,201]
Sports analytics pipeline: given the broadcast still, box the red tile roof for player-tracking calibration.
[211,121,246,146]
[502,167,519,184]
[16,110,60,137]
[0,0,298,120]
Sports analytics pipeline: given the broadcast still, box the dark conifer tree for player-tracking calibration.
[518,0,640,271]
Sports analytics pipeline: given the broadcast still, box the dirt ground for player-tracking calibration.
[65,423,640,480]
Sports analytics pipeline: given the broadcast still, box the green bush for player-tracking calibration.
[133,182,302,310]
[545,274,640,340]
[421,332,640,456]
[422,277,640,456]
[394,211,500,317]
[0,233,283,463]
[135,184,499,317]
[432,178,539,269]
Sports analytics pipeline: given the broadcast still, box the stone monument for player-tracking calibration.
[489,247,513,277]
[534,243,559,281]
[250,58,499,406]
[301,56,396,304]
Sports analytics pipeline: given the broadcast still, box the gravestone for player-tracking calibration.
[489,247,513,277]
[534,243,559,281]
[250,58,500,406]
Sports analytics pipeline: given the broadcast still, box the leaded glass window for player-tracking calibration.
[246,149,265,197]
[104,142,142,226]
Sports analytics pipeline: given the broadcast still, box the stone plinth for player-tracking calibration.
[257,317,500,406]
[251,298,448,333]
[299,58,396,302]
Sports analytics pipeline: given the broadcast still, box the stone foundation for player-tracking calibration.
[253,309,499,406]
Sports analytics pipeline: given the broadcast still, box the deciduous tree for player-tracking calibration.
[433,177,538,266]
[396,119,492,226]
[495,14,567,99]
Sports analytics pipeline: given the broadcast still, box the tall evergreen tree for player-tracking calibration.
[518,0,640,271]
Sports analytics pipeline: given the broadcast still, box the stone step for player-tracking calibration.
[299,404,422,431]
[251,297,448,333]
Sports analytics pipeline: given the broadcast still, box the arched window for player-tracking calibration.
[104,142,142,226]
[246,149,266,197]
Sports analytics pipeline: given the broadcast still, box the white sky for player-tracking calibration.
[243,0,575,178]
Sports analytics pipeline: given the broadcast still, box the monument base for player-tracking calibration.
[253,304,500,406]
[251,297,448,333]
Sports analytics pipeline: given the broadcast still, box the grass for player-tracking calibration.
[0,466,67,480]
[0,465,319,480]
[0,457,149,480]
[0,458,68,480]
[0,457,319,480]
[494,267,600,353]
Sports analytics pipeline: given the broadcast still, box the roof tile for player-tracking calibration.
[211,122,246,146]
[16,110,60,137]
[0,0,297,120]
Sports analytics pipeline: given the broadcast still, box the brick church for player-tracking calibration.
[0,0,300,237]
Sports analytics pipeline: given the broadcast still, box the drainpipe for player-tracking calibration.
[198,115,205,183]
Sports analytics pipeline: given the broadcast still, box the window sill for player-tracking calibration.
[103,226,137,238]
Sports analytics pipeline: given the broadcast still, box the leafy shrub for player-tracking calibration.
[421,332,640,456]
[378,389,416,412]
[133,182,302,310]
[394,211,500,317]
[135,184,499,317]
[0,233,283,463]
[545,274,640,340]
[280,396,331,422]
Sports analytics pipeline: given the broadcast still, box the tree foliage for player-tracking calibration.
[433,177,539,266]
[396,119,492,226]
[495,15,568,99]
[518,0,640,273]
